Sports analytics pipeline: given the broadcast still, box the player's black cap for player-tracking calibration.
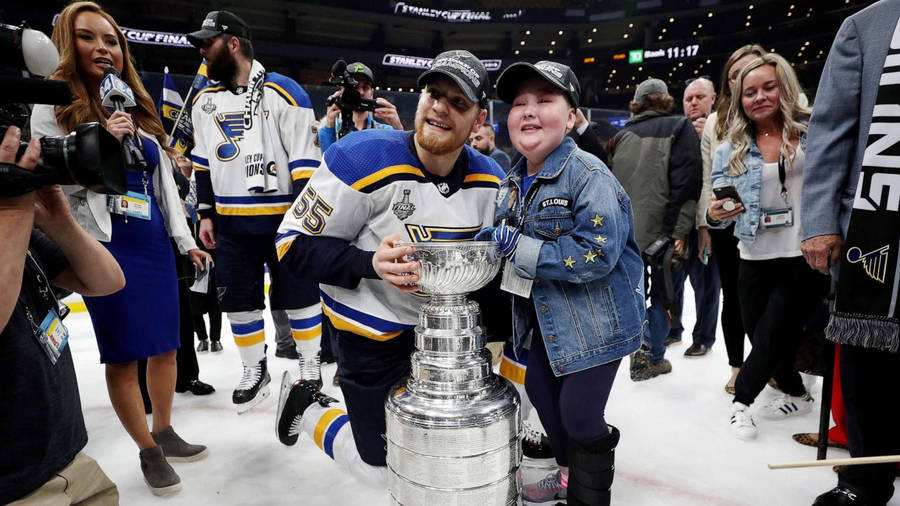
[188,11,252,47]
[417,50,489,108]
[496,61,580,108]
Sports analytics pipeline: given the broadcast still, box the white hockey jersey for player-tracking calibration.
[191,60,321,234]
[276,129,503,341]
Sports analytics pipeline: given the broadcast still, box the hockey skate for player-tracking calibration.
[298,350,323,391]
[233,356,271,414]
[276,371,337,446]
[522,421,555,464]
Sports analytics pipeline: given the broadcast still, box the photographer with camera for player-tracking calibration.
[0,126,123,504]
[30,2,210,495]
[607,78,702,381]
[318,61,403,152]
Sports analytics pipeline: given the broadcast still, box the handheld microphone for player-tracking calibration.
[100,67,146,171]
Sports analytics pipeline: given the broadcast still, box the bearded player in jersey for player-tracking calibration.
[187,11,323,412]
[273,50,504,487]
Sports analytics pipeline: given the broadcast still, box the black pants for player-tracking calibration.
[525,328,620,468]
[733,257,828,406]
[837,344,900,505]
[333,328,415,467]
[710,226,747,367]
[175,254,199,385]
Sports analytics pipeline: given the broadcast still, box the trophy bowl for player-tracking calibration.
[403,241,502,296]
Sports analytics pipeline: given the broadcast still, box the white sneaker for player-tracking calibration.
[730,402,758,440]
[759,392,813,420]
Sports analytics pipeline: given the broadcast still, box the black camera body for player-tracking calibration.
[1,22,127,197]
[642,234,684,273]
[328,59,379,139]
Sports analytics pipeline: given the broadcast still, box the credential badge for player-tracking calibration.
[392,189,416,220]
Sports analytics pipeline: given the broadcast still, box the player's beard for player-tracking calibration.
[207,50,237,85]
[414,111,467,156]
[475,144,491,156]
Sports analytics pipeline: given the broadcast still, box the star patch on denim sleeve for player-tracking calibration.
[591,214,605,227]
[563,256,577,268]
[595,234,607,244]
[583,250,597,263]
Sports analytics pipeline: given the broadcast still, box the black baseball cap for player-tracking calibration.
[417,50,489,108]
[347,62,374,83]
[188,11,251,47]
[496,61,580,108]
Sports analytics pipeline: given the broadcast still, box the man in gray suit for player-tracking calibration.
[802,1,900,504]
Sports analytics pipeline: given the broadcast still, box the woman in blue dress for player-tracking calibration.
[30,1,211,496]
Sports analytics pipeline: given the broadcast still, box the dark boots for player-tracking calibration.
[566,425,620,506]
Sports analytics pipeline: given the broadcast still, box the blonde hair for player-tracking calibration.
[50,1,168,148]
[714,44,767,140]
[724,53,810,177]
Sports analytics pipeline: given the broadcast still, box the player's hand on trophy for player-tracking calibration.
[373,234,420,293]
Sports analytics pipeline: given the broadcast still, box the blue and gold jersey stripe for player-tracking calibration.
[264,82,298,107]
[320,291,411,341]
[192,85,226,105]
[350,164,426,194]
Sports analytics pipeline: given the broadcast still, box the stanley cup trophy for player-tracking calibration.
[385,241,522,505]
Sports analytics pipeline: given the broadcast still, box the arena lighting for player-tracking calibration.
[612,53,626,60]
[583,57,596,63]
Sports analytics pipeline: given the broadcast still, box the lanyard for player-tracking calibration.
[22,249,68,330]
[777,154,788,204]
[513,171,542,229]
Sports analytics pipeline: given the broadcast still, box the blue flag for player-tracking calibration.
[162,60,211,154]
[157,66,184,135]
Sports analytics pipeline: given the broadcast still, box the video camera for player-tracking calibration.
[0,22,127,197]
[327,59,379,139]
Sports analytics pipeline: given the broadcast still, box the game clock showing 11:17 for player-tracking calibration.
[667,45,699,58]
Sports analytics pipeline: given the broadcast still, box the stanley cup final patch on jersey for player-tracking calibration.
[392,189,416,220]
[538,197,571,210]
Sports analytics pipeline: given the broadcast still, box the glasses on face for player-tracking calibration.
[684,75,712,86]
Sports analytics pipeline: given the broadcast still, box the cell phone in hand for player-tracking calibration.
[713,185,743,204]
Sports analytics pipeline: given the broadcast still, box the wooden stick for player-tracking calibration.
[769,455,900,470]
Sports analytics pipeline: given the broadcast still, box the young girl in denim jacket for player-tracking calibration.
[477,61,645,506]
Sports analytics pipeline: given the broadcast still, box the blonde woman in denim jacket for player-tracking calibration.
[708,53,828,441]
[477,62,644,506]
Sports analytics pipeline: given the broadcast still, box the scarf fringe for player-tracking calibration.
[826,312,899,353]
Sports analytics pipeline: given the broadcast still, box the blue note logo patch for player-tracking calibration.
[847,244,890,283]
[214,112,245,161]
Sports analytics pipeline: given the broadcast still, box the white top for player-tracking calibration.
[739,145,805,260]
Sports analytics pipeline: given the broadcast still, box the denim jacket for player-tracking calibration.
[710,133,808,243]
[493,137,645,376]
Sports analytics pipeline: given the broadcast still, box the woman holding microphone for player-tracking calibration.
[30,1,210,495]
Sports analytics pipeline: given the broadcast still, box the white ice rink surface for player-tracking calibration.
[61,290,899,506]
